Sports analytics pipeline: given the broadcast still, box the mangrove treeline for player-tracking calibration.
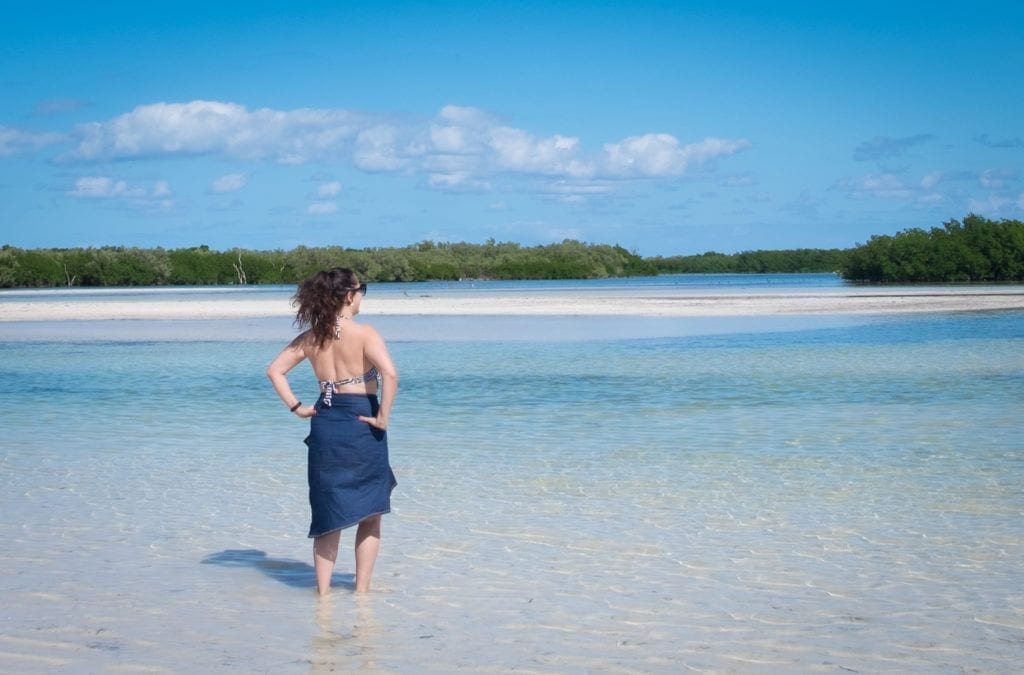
[840,214,1024,282]
[1,215,1021,287]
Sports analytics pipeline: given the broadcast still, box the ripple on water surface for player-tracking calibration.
[0,310,1022,672]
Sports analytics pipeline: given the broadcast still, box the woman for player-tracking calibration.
[267,267,398,595]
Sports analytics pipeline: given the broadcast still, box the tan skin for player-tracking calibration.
[266,283,399,595]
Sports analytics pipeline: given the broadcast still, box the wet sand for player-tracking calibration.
[3,286,1023,321]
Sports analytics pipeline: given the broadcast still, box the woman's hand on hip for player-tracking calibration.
[357,415,387,430]
[295,405,317,419]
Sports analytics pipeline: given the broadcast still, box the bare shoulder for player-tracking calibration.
[290,330,316,354]
[352,321,382,339]
[290,329,311,346]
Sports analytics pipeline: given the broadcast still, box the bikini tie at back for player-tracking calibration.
[318,367,380,407]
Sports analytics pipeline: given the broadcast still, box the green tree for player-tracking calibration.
[840,215,1024,282]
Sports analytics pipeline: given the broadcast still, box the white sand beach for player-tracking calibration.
[2,286,1023,321]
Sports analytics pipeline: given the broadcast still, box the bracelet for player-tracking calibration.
[289,401,302,412]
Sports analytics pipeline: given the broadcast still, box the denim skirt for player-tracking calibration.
[304,393,397,538]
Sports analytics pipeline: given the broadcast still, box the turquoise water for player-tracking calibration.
[0,272,846,303]
[1,289,1022,671]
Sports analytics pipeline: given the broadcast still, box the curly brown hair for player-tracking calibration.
[292,267,360,347]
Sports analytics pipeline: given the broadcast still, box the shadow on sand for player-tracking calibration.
[202,549,355,590]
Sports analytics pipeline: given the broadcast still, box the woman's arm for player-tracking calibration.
[266,334,317,419]
[359,326,398,430]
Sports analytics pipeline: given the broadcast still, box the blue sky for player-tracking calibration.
[2,1,1022,255]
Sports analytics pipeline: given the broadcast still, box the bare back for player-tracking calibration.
[303,321,381,394]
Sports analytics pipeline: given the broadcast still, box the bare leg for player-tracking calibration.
[313,530,341,595]
[354,515,382,594]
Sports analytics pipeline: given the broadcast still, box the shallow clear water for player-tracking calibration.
[0,272,846,303]
[1,303,1022,672]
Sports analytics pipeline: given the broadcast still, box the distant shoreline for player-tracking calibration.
[3,287,1022,321]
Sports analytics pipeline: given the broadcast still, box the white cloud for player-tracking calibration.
[920,171,944,189]
[430,124,475,154]
[603,135,750,177]
[210,173,248,193]
[604,134,681,176]
[352,125,412,172]
[67,176,173,210]
[488,128,590,176]
[426,171,490,192]
[0,125,64,156]
[316,181,342,197]
[541,180,614,196]
[360,104,750,186]
[307,201,338,215]
[978,168,1017,189]
[853,134,934,162]
[968,194,1014,214]
[834,172,914,199]
[422,151,481,174]
[437,104,495,126]
[55,100,751,198]
[69,176,130,198]
[535,180,615,205]
[679,137,752,166]
[837,167,1024,210]
[67,100,364,163]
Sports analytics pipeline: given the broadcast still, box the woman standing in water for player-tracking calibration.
[267,268,398,595]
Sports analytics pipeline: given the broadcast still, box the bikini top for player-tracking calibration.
[318,367,379,407]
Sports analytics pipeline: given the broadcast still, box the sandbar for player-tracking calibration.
[2,286,1023,321]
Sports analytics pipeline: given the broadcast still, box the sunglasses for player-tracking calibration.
[348,283,368,295]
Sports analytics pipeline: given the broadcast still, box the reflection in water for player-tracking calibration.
[312,594,379,673]
[202,549,381,670]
